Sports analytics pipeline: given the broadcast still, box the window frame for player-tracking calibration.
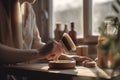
[79,0,97,44]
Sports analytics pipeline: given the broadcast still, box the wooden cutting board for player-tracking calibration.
[48,60,76,69]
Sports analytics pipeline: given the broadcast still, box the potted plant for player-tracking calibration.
[97,16,120,68]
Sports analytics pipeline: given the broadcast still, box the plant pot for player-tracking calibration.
[97,49,113,69]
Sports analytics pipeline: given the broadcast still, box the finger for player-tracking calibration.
[54,54,58,61]
[85,57,93,61]
[54,56,59,61]
[54,53,61,61]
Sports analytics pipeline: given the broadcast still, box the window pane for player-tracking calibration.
[92,0,117,36]
[53,0,83,38]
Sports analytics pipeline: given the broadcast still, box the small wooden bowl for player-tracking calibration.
[48,60,76,69]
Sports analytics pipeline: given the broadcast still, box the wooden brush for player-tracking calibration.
[60,33,76,54]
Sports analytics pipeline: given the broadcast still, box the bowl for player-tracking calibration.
[48,60,76,69]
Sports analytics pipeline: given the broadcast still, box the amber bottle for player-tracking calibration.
[68,22,77,45]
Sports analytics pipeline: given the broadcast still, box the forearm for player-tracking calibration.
[0,44,43,64]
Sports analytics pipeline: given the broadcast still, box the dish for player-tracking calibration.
[48,60,76,69]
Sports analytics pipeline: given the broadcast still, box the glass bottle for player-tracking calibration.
[68,22,77,45]
[54,23,63,41]
[63,24,69,33]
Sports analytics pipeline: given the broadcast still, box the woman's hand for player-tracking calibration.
[59,54,93,65]
[38,40,63,60]
[71,55,93,63]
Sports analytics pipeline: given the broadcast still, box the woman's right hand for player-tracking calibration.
[38,40,63,60]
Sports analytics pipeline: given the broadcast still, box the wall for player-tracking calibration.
[32,0,49,42]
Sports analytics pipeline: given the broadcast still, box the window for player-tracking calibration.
[92,0,117,36]
[83,0,118,43]
[49,0,118,43]
[52,0,83,38]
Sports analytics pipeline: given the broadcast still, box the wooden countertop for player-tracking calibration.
[1,63,112,80]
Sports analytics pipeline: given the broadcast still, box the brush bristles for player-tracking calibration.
[62,33,76,52]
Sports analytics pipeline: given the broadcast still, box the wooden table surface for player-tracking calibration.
[0,63,112,80]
